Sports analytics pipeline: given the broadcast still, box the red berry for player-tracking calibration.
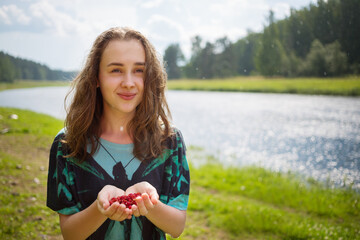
[109,192,141,209]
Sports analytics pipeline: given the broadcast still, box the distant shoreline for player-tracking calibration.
[1,76,360,96]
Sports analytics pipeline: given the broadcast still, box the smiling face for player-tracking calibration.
[98,39,146,119]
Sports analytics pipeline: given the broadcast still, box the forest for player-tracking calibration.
[0,51,76,83]
[164,0,360,79]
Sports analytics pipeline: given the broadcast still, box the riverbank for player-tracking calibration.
[167,76,360,96]
[1,77,360,96]
[0,80,69,91]
[0,107,359,239]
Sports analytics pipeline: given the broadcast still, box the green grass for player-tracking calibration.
[1,107,359,239]
[174,161,360,240]
[167,76,360,96]
[0,107,64,239]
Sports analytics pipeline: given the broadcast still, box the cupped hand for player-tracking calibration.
[97,185,132,221]
[125,181,159,217]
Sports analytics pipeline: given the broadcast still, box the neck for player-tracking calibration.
[100,111,134,144]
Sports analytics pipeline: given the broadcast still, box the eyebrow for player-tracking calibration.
[107,62,145,67]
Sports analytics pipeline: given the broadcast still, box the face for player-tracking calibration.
[98,39,145,118]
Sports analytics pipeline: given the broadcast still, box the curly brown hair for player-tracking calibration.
[63,27,173,162]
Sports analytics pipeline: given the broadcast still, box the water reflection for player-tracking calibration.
[167,91,360,188]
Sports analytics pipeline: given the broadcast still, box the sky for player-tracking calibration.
[0,0,316,71]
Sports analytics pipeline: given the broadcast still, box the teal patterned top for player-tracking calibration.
[46,129,190,240]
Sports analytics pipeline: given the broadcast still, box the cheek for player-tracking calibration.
[99,74,116,89]
[137,78,145,94]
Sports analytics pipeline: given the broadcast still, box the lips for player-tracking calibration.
[117,92,136,100]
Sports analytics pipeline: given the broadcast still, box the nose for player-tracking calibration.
[121,72,135,88]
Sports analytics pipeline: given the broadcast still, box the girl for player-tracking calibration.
[47,27,190,240]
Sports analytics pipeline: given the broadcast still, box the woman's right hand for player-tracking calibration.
[96,185,132,221]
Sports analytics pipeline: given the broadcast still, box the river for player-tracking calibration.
[1,87,359,188]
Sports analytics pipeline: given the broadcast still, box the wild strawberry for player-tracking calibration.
[109,193,141,209]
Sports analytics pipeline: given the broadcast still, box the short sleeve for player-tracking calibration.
[166,129,190,210]
[46,132,81,215]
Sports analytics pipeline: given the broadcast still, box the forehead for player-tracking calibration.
[101,39,145,64]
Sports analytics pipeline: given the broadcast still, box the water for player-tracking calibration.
[1,87,359,188]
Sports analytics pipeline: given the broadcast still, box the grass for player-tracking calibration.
[167,76,360,96]
[170,147,360,240]
[0,107,64,239]
[0,107,359,239]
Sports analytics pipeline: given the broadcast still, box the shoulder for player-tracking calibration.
[50,128,68,156]
[50,128,66,141]
[165,127,186,152]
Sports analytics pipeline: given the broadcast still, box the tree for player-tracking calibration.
[324,41,348,76]
[301,39,327,76]
[213,36,236,78]
[255,10,288,76]
[339,0,360,66]
[284,8,314,58]
[301,39,348,76]
[0,52,16,82]
[163,44,184,79]
[233,32,261,75]
[183,36,203,78]
[200,42,216,78]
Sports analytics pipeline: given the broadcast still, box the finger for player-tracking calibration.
[141,194,153,205]
[102,201,110,210]
[135,196,149,216]
[131,205,140,217]
[142,193,155,210]
[149,192,159,205]
[110,204,127,220]
[97,192,109,208]
[144,186,159,205]
[102,202,119,218]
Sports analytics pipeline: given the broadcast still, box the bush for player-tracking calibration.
[301,39,348,77]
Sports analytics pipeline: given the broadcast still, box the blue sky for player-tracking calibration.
[0,0,316,71]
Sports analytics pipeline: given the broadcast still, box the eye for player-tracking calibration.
[111,69,121,73]
[134,68,144,74]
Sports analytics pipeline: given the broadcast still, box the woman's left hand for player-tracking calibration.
[125,181,159,217]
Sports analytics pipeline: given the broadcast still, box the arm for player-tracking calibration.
[144,197,187,238]
[59,185,132,240]
[59,201,107,240]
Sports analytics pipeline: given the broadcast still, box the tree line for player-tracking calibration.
[0,51,76,83]
[164,0,360,79]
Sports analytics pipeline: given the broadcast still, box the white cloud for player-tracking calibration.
[146,14,186,40]
[0,8,10,25]
[28,0,94,37]
[0,4,30,25]
[142,0,164,8]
